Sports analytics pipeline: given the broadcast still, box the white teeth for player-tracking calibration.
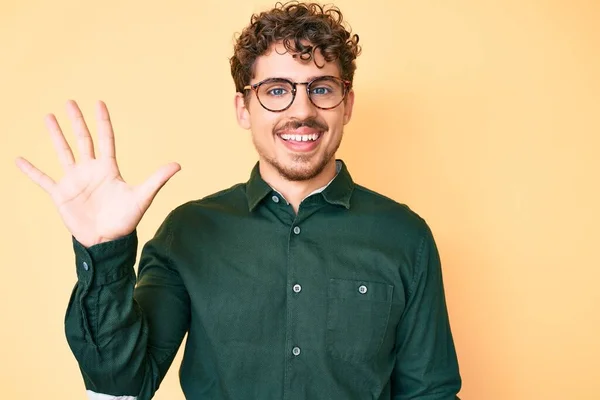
[280,133,320,142]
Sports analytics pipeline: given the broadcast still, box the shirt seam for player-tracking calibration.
[407,230,427,299]
[352,185,409,208]
[282,220,295,400]
[154,212,184,366]
[198,183,245,203]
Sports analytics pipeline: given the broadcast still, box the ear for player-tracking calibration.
[342,89,355,125]
[234,92,251,130]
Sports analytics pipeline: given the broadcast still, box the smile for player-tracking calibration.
[279,133,321,142]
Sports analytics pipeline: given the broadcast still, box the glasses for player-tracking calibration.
[243,75,351,112]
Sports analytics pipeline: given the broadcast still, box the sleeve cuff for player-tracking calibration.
[72,231,138,286]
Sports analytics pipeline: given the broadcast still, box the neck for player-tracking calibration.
[260,159,337,213]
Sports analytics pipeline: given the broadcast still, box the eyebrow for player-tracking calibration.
[261,75,337,82]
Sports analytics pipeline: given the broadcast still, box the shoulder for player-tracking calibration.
[347,184,438,256]
[351,184,431,235]
[165,182,249,224]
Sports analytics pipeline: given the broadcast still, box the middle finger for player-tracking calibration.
[66,100,96,160]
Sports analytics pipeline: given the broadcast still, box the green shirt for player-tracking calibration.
[65,160,461,400]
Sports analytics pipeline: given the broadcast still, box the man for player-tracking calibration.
[16,2,461,399]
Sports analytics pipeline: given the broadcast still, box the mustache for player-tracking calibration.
[273,118,329,135]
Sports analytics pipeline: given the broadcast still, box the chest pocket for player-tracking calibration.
[326,278,394,361]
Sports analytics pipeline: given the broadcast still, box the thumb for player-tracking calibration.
[135,162,181,208]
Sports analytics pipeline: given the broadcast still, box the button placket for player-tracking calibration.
[285,216,306,398]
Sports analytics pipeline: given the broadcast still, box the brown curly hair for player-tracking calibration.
[230,1,361,95]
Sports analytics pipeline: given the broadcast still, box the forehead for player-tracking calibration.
[252,42,341,82]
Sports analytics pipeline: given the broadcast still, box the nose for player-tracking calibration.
[287,84,318,119]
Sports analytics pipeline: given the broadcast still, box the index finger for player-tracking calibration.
[45,113,76,170]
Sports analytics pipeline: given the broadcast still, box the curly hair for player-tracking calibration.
[230,1,361,95]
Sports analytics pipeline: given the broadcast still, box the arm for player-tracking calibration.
[65,217,189,399]
[391,224,462,399]
[15,100,183,399]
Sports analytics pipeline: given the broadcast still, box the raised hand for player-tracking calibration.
[15,100,181,248]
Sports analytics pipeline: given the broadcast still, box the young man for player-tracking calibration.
[16,2,461,399]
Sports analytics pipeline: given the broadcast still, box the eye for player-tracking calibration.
[310,86,332,96]
[267,87,289,97]
[260,80,293,97]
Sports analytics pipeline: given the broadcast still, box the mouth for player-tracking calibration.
[276,128,324,152]
[279,132,321,142]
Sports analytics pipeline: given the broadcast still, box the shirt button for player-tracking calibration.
[292,346,301,356]
[82,261,89,271]
[293,284,302,293]
[293,226,301,235]
[271,195,280,203]
[358,285,368,294]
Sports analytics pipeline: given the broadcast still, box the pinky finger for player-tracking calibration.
[15,157,56,194]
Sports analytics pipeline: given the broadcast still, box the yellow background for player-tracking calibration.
[2,0,599,399]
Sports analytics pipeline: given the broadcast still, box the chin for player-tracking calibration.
[275,156,332,182]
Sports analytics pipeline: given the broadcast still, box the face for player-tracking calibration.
[235,42,354,182]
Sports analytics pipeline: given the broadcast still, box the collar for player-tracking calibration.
[246,159,355,211]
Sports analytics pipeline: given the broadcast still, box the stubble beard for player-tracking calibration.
[254,131,342,182]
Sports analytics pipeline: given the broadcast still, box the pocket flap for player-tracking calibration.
[328,278,393,302]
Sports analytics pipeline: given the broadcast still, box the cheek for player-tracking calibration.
[321,111,345,132]
[249,109,280,138]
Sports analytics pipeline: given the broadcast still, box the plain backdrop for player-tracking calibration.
[2,0,599,398]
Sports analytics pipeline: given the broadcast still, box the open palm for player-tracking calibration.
[16,100,180,248]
